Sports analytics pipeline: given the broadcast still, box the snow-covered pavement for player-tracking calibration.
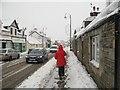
[16,48,97,88]
[66,51,97,88]
[20,51,28,58]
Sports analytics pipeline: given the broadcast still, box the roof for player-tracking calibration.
[2,19,20,29]
[29,30,43,37]
[83,16,96,22]
[1,26,10,32]
[0,19,2,25]
[76,0,120,39]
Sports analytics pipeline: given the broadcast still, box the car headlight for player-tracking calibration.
[38,56,42,58]
[26,55,28,58]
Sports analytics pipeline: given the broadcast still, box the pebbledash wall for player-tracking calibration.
[72,13,120,88]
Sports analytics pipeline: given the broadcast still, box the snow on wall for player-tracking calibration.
[76,0,120,39]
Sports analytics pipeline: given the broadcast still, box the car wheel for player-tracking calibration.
[10,56,12,60]
[41,58,45,63]
[26,60,29,63]
[46,55,48,60]
[37,60,41,63]
[46,57,48,60]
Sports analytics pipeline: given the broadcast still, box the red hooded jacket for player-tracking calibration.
[54,45,66,67]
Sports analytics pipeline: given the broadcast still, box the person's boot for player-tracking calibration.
[60,76,62,80]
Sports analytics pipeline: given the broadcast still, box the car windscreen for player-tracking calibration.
[29,49,42,54]
[0,50,7,53]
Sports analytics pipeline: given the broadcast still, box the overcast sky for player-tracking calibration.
[1,0,106,41]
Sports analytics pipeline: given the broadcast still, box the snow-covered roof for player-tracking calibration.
[27,35,42,44]
[83,16,96,22]
[75,28,84,38]
[1,26,9,32]
[76,0,120,39]
[0,20,2,25]
[2,19,23,29]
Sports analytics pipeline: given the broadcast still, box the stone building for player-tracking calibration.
[72,0,120,88]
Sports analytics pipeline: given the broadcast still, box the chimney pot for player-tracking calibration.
[97,7,99,11]
[93,6,96,11]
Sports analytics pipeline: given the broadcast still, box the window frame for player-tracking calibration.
[91,35,100,68]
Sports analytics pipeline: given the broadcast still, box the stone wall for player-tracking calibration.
[72,15,115,88]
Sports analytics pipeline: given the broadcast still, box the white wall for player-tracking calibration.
[0,20,2,33]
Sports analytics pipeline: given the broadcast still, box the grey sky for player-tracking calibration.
[1,1,106,41]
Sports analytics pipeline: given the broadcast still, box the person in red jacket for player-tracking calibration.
[54,44,66,80]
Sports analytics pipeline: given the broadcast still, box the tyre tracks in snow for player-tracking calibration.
[1,53,54,89]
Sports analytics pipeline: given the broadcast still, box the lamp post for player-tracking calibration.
[42,27,47,48]
[64,13,72,51]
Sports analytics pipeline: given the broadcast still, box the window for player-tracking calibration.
[36,44,38,48]
[91,35,100,67]
[2,42,6,48]
[22,31,25,36]
[15,29,17,35]
[10,28,13,34]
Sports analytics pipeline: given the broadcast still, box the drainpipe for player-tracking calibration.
[115,12,120,89]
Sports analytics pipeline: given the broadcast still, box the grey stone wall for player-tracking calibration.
[72,16,115,88]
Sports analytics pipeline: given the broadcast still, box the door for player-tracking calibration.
[19,43,22,52]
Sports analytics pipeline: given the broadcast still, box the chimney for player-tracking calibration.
[90,5,100,16]
[34,27,37,31]
[97,7,99,11]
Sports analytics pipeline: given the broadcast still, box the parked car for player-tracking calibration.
[50,45,58,53]
[0,48,20,61]
[46,48,50,53]
[26,48,48,63]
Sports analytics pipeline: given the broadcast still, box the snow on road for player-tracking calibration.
[16,49,97,88]
[17,57,56,88]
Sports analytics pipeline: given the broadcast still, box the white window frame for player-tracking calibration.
[91,35,100,68]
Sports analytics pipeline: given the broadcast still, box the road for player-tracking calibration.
[1,53,54,89]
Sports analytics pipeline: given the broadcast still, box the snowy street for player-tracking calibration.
[1,0,119,89]
[16,48,97,89]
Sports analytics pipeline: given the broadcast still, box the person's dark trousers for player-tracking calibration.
[58,66,64,80]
